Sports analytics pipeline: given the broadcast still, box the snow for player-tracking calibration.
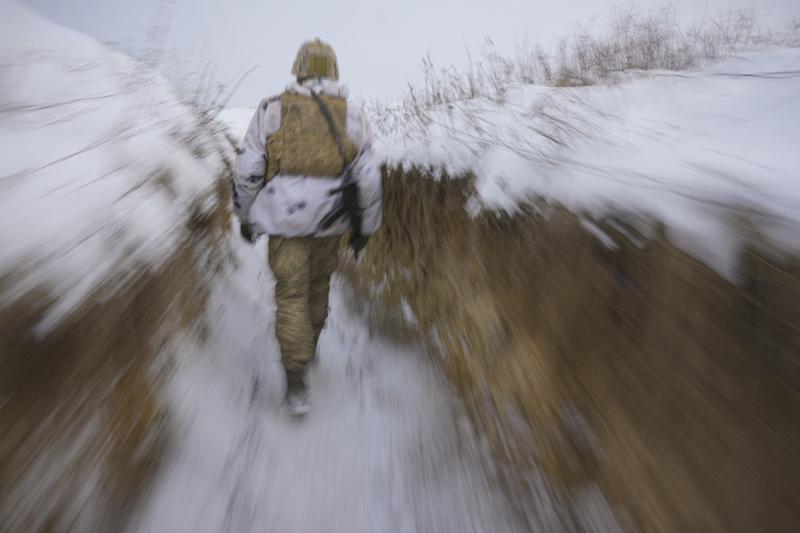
[580,218,619,251]
[129,227,558,533]
[218,106,257,139]
[0,0,230,325]
[375,48,800,279]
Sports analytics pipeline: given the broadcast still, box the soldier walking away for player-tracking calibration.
[232,38,382,417]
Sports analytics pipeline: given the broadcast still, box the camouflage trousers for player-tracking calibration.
[267,235,340,371]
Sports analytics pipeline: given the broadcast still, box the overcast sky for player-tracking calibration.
[20,0,800,105]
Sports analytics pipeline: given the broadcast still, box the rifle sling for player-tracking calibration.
[309,90,349,168]
[309,90,363,238]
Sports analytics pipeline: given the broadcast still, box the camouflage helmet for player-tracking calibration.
[292,38,339,81]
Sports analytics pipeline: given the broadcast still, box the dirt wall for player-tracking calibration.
[344,166,800,532]
[0,173,232,532]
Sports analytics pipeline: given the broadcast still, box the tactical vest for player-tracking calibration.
[266,92,357,180]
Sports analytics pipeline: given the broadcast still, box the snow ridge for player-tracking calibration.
[374,48,800,278]
[0,0,231,325]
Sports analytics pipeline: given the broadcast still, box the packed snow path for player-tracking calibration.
[130,235,527,533]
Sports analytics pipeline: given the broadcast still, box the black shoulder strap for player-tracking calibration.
[309,90,349,167]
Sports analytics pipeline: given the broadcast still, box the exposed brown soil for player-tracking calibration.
[344,165,800,532]
[0,173,232,532]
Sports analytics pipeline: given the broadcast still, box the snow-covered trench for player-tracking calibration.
[130,233,529,532]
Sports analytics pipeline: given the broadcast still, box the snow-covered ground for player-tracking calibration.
[130,228,547,533]
[374,49,800,278]
[0,0,229,327]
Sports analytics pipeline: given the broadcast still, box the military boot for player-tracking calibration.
[283,368,310,417]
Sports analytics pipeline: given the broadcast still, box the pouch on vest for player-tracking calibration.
[266,92,357,180]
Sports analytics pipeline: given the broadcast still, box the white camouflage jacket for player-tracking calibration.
[233,79,382,238]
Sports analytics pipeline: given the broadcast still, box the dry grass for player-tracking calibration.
[368,5,799,134]
[0,172,232,531]
[343,165,800,532]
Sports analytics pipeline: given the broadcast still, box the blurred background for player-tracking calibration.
[1,0,799,531]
